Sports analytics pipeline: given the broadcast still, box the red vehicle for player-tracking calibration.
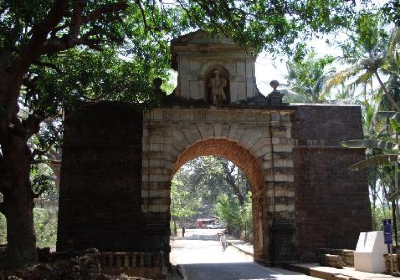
[197,217,219,228]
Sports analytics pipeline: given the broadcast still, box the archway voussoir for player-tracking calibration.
[197,124,215,139]
[231,128,245,142]
[171,129,190,146]
[254,145,273,159]
[228,123,238,139]
[181,127,202,144]
[213,123,230,138]
[250,138,272,153]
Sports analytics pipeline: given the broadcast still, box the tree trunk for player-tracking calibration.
[3,187,36,267]
[375,72,400,112]
[1,135,37,267]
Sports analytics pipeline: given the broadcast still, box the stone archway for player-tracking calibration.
[172,138,264,257]
[141,107,296,265]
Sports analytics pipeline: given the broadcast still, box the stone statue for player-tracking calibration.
[208,69,227,106]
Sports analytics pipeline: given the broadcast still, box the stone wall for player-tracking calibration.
[293,105,364,146]
[292,105,372,258]
[57,102,144,252]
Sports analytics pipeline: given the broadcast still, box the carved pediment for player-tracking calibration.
[171,30,235,46]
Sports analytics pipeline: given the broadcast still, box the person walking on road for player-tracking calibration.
[220,232,227,251]
[182,227,185,238]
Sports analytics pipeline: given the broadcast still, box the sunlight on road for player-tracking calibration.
[170,229,321,280]
[170,229,253,265]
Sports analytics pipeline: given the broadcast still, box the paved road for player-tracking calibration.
[170,228,320,280]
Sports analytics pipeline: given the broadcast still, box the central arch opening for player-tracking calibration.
[169,138,266,262]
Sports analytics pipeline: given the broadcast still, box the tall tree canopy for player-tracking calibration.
[0,0,396,267]
[171,156,251,235]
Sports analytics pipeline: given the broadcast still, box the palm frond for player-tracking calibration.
[387,27,400,66]
[281,89,310,103]
[341,139,398,149]
[388,189,400,202]
[349,154,399,171]
[324,65,363,95]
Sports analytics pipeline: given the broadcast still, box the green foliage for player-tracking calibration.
[23,48,171,119]
[171,175,198,219]
[171,156,250,219]
[171,156,253,239]
[215,192,252,241]
[30,163,57,200]
[371,206,392,231]
[0,213,6,244]
[33,208,58,249]
[285,50,335,103]
[216,194,241,233]
[325,21,400,110]
[382,0,400,26]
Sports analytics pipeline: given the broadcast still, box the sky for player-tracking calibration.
[255,37,338,95]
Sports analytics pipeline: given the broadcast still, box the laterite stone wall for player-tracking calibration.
[57,102,144,252]
[293,105,372,259]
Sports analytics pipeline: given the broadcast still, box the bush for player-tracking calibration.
[216,192,253,243]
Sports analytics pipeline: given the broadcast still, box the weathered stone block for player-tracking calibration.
[198,124,215,139]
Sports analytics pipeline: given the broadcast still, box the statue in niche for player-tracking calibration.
[208,69,227,106]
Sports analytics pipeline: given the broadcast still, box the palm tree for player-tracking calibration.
[284,50,335,103]
[324,15,400,111]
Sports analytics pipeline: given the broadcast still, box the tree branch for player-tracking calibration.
[33,159,61,165]
[375,72,400,112]
[221,161,245,205]
[136,0,149,32]
[32,188,47,199]
[32,61,62,74]
[69,0,86,38]
[22,113,46,139]
[82,1,129,24]
[17,0,68,73]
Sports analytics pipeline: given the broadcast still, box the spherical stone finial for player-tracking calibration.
[270,80,280,91]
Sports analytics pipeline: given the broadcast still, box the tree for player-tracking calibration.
[171,156,253,239]
[215,192,252,240]
[0,1,175,266]
[342,111,400,247]
[171,156,250,219]
[285,50,335,103]
[0,0,372,267]
[325,14,400,111]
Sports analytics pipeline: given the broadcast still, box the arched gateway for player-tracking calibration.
[57,31,372,279]
[142,107,295,264]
